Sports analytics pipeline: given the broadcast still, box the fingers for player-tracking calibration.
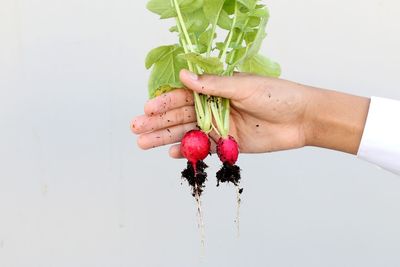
[131,106,196,134]
[179,69,262,100]
[144,89,194,116]
[137,122,197,150]
[168,144,183,158]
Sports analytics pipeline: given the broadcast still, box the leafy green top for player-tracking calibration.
[146,0,281,99]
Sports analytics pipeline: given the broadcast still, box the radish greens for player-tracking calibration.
[146,0,281,136]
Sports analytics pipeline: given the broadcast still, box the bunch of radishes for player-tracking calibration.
[180,129,240,197]
[145,0,280,198]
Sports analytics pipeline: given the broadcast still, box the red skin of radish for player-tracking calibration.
[180,130,211,170]
[217,135,239,166]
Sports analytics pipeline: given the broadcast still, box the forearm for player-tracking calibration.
[304,87,371,155]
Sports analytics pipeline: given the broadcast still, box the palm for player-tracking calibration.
[227,82,308,153]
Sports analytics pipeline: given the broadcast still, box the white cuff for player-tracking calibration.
[357,97,400,175]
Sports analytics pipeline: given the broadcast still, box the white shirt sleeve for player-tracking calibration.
[357,97,400,175]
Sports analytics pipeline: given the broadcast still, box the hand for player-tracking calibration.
[132,70,315,158]
[131,70,370,158]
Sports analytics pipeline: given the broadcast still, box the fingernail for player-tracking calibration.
[184,70,198,81]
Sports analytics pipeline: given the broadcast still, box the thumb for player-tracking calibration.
[179,69,256,100]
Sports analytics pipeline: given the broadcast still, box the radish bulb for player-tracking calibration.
[216,135,241,188]
[217,135,239,166]
[180,130,211,197]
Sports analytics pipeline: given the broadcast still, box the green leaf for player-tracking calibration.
[248,16,261,28]
[238,3,250,13]
[226,46,248,65]
[222,0,236,15]
[180,0,204,15]
[197,44,207,54]
[215,42,225,51]
[186,9,209,33]
[237,0,257,10]
[238,54,281,78]
[145,45,176,69]
[147,0,204,19]
[148,45,188,99]
[244,30,257,45]
[234,5,267,30]
[204,0,225,21]
[146,0,173,18]
[245,14,268,58]
[198,28,216,53]
[180,53,224,74]
[251,6,269,18]
[217,9,233,30]
[234,9,249,30]
[199,29,215,46]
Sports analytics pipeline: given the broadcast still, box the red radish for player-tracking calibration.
[180,130,210,171]
[216,135,242,188]
[180,130,211,197]
[217,135,239,165]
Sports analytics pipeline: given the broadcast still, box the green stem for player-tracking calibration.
[209,3,239,138]
[206,9,223,57]
[216,14,254,137]
[173,0,194,52]
[210,100,224,134]
[173,0,212,132]
[177,24,194,70]
[226,18,250,68]
[222,98,230,137]
[220,2,238,62]
[218,31,231,58]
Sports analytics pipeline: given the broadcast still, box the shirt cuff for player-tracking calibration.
[357,97,400,175]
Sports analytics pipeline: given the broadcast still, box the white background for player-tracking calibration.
[1,0,400,266]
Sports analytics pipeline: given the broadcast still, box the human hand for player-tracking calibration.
[131,70,315,158]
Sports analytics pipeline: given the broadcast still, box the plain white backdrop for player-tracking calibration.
[1,0,400,266]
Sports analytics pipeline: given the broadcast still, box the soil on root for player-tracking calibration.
[181,160,208,197]
[216,162,242,189]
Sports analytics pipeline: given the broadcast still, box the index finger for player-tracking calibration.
[144,89,194,116]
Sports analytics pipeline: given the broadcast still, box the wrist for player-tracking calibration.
[304,87,371,155]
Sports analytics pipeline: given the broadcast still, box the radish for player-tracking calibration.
[180,129,210,248]
[181,130,210,171]
[216,135,241,188]
[217,135,239,166]
[216,135,242,237]
[180,130,211,197]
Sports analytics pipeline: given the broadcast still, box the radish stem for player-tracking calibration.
[220,2,238,62]
[173,0,212,132]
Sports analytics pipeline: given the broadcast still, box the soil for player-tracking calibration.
[181,160,208,197]
[216,162,242,192]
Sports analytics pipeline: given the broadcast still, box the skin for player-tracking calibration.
[131,69,371,158]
